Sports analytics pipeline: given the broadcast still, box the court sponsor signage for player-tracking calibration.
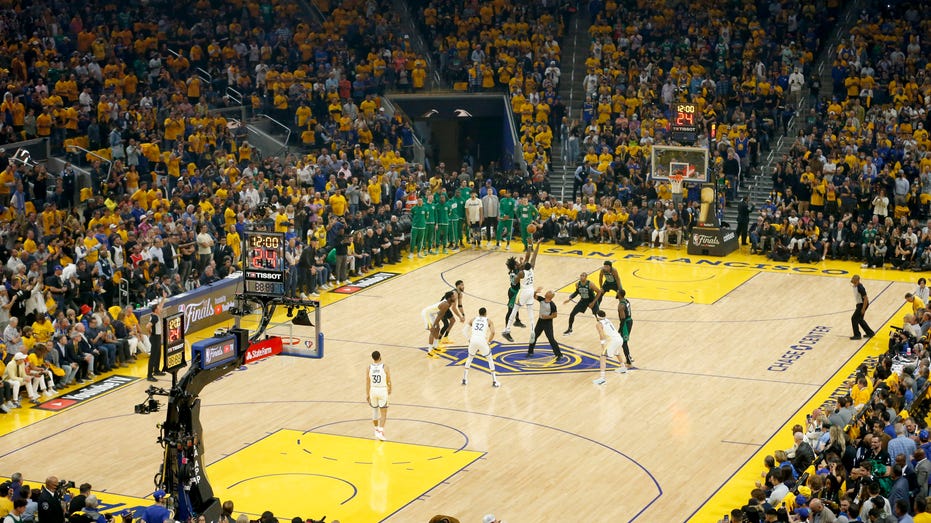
[244,336,283,364]
[332,271,399,294]
[33,375,139,411]
[135,274,239,334]
[767,326,831,372]
[687,226,738,256]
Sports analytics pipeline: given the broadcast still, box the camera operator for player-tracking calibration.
[888,318,921,358]
[36,477,65,523]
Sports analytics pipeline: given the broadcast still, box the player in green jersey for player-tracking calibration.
[436,192,450,254]
[423,193,437,254]
[496,189,517,250]
[409,196,426,258]
[516,196,540,251]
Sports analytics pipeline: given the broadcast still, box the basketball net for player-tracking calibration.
[669,174,684,194]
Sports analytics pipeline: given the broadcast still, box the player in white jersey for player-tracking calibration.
[366,350,392,440]
[461,307,499,387]
[502,239,541,342]
[592,310,628,385]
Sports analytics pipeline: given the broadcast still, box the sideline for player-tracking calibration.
[687,300,911,522]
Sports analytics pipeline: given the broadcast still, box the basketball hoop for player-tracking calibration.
[669,174,684,193]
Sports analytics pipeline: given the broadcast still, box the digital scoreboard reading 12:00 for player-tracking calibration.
[243,231,286,297]
[162,312,186,372]
[671,103,699,143]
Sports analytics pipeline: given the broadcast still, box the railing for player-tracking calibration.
[64,144,113,184]
[195,67,212,87]
[226,86,244,106]
[256,114,292,147]
[1,137,50,166]
[208,104,249,122]
[502,95,529,177]
[381,98,425,165]
[167,48,212,86]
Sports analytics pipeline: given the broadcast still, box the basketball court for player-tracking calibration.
[0,242,916,522]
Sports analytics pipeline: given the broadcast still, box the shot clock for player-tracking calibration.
[243,231,286,297]
[162,312,186,373]
[670,103,700,144]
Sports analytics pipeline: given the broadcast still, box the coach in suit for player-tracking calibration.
[916,449,931,499]
[37,477,65,523]
[72,331,97,377]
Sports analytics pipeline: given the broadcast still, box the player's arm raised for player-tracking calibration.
[528,238,542,268]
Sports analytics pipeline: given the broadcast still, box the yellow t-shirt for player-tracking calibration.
[32,320,54,343]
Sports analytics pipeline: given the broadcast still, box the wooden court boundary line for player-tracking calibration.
[685,293,910,522]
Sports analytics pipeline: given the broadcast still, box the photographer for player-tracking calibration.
[888,319,920,358]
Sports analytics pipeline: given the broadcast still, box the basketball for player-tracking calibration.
[526,223,537,234]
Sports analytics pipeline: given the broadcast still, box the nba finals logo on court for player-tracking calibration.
[431,342,616,375]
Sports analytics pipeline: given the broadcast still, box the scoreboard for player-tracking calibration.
[162,312,186,372]
[670,103,700,144]
[243,230,286,297]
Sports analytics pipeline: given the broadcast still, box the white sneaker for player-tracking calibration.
[47,389,58,396]
[615,367,628,374]
[0,403,8,413]
[593,377,606,385]
[492,381,500,388]
[375,429,386,441]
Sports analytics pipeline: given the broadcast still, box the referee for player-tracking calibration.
[527,287,564,363]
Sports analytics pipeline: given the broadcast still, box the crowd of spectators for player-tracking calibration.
[722,347,931,523]
[0,473,503,523]
[719,3,931,520]
[742,5,931,272]
[416,0,568,182]
[0,0,440,413]
[2,0,931,519]
[0,477,342,523]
